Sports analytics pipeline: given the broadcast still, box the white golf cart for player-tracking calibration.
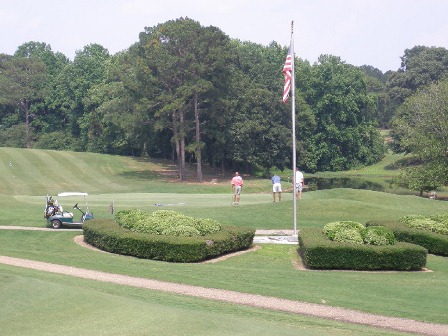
[44,192,94,229]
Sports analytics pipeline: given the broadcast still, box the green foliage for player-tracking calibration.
[323,221,394,246]
[393,161,448,195]
[300,55,385,172]
[332,228,364,244]
[0,124,28,148]
[1,18,388,174]
[399,213,448,235]
[33,131,79,150]
[362,226,396,245]
[323,221,365,240]
[83,218,255,262]
[390,80,448,191]
[387,46,448,110]
[299,228,426,271]
[367,219,448,256]
[430,212,448,225]
[115,209,222,237]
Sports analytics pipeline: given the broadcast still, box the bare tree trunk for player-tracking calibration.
[172,111,180,173]
[179,109,187,181]
[194,93,203,182]
[23,99,31,148]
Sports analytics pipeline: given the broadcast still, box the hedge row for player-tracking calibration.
[366,220,448,256]
[298,228,427,271]
[83,219,255,262]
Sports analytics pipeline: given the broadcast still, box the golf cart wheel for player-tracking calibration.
[51,219,62,229]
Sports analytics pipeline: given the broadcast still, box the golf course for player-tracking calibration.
[1,147,448,335]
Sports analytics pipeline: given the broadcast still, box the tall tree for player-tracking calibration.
[301,55,384,171]
[391,80,448,194]
[0,53,48,148]
[138,18,234,181]
[51,44,110,148]
[14,42,70,140]
[387,46,448,116]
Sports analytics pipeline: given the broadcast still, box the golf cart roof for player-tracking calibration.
[57,192,88,197]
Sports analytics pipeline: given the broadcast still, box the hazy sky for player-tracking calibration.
[1,0,447,72]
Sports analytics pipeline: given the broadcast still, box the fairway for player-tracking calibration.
[1,147,448,335]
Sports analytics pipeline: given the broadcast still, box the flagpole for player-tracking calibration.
[290,21,298,237]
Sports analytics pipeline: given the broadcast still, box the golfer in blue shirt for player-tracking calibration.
[271,174,282,202]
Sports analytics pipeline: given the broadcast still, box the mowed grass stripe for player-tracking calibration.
[2,148,51,195]
[0,148,155,195]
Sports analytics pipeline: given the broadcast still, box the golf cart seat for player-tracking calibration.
[58,205,73,218]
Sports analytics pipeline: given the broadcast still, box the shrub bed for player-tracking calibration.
[299,228,427,271]
[115,209,222,236]
[366,219,448,256]
[323,221,395,245]
[83,219,255,262]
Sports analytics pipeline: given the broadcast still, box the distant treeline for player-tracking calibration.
[1,18,448,180]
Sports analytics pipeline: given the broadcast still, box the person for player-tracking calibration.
[295,167,304,199]
[231,172,243,205]
[271,174,282,202]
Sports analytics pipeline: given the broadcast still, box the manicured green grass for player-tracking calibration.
[3,188,448,230]
[1,230,448,325]
[1,147,448,334]
[0,264,409,336]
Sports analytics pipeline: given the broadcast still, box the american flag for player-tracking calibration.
[282,46,292,103]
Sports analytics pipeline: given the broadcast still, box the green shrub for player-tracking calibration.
[115,209,222,237]
[323,221,365,240]
[398,215,426,224]
[399,213,448,235]
[333,228,364,245]
[430,213,448,225]
[367,219,448,256]
[83,219,255,262]
[362,226,395,246]
[323,221,394,246]
[161,225,200,237]
[299,228,427,271]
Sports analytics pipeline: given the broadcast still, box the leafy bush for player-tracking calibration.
[362,226,395,246]
[323,221,395,246]
[115,209,222,237]
[399,213,448,235]
[323,221,365,240]
[367,219,448,256]
[333,228,364,245]
[430,213,448,225]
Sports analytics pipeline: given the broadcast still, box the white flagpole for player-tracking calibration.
[290,21,298,237]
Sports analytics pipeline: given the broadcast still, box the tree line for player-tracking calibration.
[1,17,447,182]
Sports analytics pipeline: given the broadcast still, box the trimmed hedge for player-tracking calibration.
[299,228,427,271]
[83,219,255,262]
[366,220,448,256]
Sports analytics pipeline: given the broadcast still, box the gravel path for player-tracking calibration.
[1,226,448,335]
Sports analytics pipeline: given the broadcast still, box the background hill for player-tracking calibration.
[1,147,447,229]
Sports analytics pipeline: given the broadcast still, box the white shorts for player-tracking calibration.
[296,183,303,192]
[234,186,242,195]
[272,183,282,192]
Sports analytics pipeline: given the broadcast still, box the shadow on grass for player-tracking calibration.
[384,156,421,171]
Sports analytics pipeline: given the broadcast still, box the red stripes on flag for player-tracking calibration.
[282,46,292,103]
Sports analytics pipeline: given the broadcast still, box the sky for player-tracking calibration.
[1,0,448,73]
